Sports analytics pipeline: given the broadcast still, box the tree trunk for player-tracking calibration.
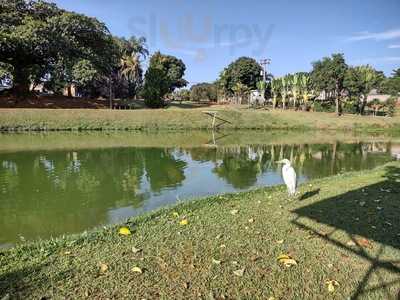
[335,96,342,116]
[12,67,30,98]
[67,85,72,98]
[360,94,367,115]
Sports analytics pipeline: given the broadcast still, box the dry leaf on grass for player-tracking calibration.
[179,219,188,226]
[325,279,340,292]
[233,268,245,277]
[119,226,131,236]
[132,246,142,254]
[230,209,239,215]
[131,266,143,274]
[277,254,297,267]
[99,263,108,273]
[212,258,222,265]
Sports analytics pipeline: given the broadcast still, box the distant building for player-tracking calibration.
[366,89,399,104]
[29,83,79,97]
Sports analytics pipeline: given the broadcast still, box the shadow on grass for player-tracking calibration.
[292,166,400,299]
[0,262,72,298]
[299,189,320,201]
[166,101,212,109]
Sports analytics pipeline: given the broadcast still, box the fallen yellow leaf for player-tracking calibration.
[172,212,179,218]
[119,226,131,236]
[100,263,108,273]
[325,279,339,293]
[212,258,222,265]
[230,209,239,215]
[131,266,143,274]
[180,219,188,226]
[131,246,142,254]
[276,240,284,244]
[233,268,245,277]
[277,254,297,267]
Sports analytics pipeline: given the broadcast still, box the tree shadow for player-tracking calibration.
[299,188,320,201]
[0,263,67,298]
[166,101,212,109]
[292,165,400,299]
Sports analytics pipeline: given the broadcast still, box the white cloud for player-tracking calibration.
[388,44,400,49]
[348,29,400,41]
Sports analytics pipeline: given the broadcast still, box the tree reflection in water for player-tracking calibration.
[0,141,396,246]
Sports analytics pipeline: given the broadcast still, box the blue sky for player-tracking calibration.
[53,0,400,85]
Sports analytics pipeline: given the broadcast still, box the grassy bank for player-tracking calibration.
[1,107,400,132]
[1,162,399,299]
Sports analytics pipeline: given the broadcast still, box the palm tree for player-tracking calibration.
[281,76,289,110]
[290,74,301,109]
[232,82,249,105]
[300,74,314,109]
[120,54,141,81]
[271,78,280,109]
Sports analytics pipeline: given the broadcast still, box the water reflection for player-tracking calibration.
[0,141,396,246]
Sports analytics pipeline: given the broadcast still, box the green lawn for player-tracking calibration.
[1,162,399,299]
[0,107,400,131]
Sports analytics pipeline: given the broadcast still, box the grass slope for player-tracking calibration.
[0,107,400,131]
[1,162,400,299]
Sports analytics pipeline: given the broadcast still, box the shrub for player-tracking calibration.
[313,101,335,113]
[385,96,397,117]
[342,99,358,114]
[190,83,217,102]
[142,68,170,108]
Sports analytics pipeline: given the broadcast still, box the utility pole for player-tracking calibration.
[259,58,271,82]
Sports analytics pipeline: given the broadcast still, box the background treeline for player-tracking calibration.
[1,0,399,113]
[0,0,187,108]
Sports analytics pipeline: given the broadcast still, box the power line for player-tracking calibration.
[259,58,271,82]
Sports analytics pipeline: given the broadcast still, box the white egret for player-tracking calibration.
[277,159,297,196]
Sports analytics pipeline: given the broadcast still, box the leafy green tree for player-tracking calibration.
[0,0,117,97]
[148,52,187,93]
[142,52,187,108]
[392,68,400,78]
[219,57,262,93]
[190,83,217,102]
[310,53,348,116]
[344,65,384,114]
[173,89,190,103]
[380,68,400,96]
[142,67,170,108]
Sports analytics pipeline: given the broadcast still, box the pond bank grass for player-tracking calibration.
[1,108,400,132]
[1,161,400,299]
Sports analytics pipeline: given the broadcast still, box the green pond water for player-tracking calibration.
[0,131,398,248]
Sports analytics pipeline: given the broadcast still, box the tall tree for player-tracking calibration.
[142,52,187,108]
[311,53,348,116]
[380,67,400,96]
[148,51,187,92]
[219,57,262,94]
[0,0,117,97]
[344,65,384,114]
